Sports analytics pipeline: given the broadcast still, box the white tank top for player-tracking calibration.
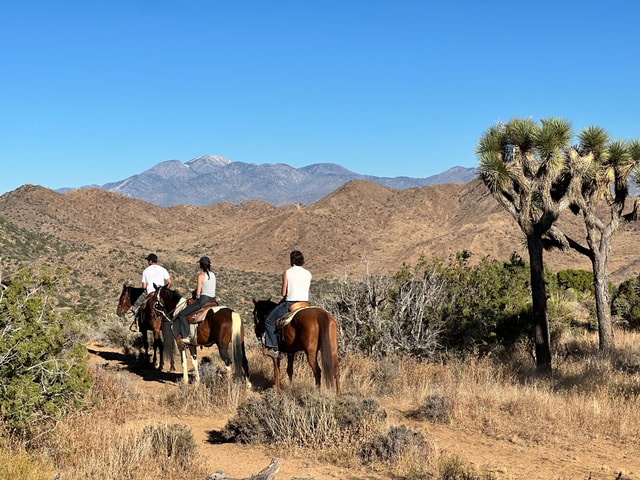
[201,272,216,298]
[285,265,311,301]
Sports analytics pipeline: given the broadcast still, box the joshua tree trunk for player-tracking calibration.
[527,233,552,376]
[587,225,615,351]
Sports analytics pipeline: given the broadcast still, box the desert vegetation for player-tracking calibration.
[1,254,640,479]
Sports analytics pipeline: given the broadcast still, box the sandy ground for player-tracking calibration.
[86,342,638,480]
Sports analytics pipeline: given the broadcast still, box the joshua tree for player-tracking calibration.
[477,118,588,375]
[545,129,640,351]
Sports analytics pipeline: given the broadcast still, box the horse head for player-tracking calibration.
[153,283,168,313]
[252,297,275,341]
[116,282,130,317]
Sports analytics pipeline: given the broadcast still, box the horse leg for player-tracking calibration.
[190,346,200,384]
[151,341,157,368]
[272,358,281,392]
[180,347,189,384]
[142,330,150,364]
[217,343,232,371]
[286,353,295,385]
[242,344,251,386]
[305,350,322,389]
[157,332,164,371]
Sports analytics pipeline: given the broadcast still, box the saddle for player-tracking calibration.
[186,300,220,324]
[276,302,310,329]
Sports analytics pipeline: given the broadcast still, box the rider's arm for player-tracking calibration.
[195,272,204,298]
[280,271,288,298]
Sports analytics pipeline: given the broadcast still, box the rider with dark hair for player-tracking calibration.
[263,250,312,358]
[175,256,216,346]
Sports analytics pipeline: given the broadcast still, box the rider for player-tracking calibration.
[131,253,172,327]
[263,250,312,358]
[175,256,217,347]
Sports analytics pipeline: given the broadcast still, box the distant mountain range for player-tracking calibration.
[58,155,478,207]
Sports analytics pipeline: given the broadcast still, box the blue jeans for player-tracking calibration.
[264,301,293,348]
[175,295,214,338]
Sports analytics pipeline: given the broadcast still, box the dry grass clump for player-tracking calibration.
[223,385,436,478]
[437,454,498,480]
[0,435,56,480]
[51,415,209,480]
[163,362,248,414]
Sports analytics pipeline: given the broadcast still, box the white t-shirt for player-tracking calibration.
[285,265,311,301]
[141,264,171,294]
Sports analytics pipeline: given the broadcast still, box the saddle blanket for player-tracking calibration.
[189,305,227,324]
[276,306,312,329]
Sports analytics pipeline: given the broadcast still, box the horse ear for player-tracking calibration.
[252,298,257,305]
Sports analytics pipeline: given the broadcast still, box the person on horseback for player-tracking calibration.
[175,256,217,347]
[131,253,172,327]
[263,250,312,358]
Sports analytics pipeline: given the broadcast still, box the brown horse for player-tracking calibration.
[116,283,174,371]
[154,284,250,385]
[252,299,341,395]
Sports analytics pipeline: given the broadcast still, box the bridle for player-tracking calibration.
[153,286,175,323]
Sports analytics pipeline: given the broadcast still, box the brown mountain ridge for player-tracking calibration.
[1,180,640,315]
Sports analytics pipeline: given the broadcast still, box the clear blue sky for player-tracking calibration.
[1,1,638,195]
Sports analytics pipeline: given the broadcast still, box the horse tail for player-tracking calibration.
[231,311,244,379]
[319,310,340,393]
[162,316,176,365]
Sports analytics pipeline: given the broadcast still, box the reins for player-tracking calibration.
[153,290,176,324]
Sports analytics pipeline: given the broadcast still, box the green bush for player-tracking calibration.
[612,275,640,329]
[325,253,559,357]
[556,269,594,294]
[0,269,91,439]
[409,254,538,352]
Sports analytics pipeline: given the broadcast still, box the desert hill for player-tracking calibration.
[1,180,640,316]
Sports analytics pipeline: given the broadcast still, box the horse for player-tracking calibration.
[252,298,341,395]
[116,282,175,371]
[154,284,250,385]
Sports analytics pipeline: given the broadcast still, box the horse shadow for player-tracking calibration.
[205,430,229,444]
[87,347,182,384]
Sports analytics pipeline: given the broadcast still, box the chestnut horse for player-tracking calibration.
[116,283,174,371]
[252,299,341,395]
[154,284,250,385]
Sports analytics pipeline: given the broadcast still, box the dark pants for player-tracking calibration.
[264,301,293,348]
[175,295,214,338]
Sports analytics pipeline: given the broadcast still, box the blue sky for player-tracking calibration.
[1,1,638,195]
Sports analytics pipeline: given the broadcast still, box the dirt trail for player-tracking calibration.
[87,343,638,480]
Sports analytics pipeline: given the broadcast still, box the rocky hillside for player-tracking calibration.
[2,180,640,316]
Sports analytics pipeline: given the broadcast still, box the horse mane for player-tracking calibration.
[167,287,183,302]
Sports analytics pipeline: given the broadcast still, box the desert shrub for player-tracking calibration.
[223,389,387,449]
[407,391,453,423]
[0,268,91,440]
[139,423,196,466]
[612,275,640,329]
[427,254,535,351]
[438,454,498,480]
[556,269,594,294]
[326,254,561,359]
[359,424,430,464]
